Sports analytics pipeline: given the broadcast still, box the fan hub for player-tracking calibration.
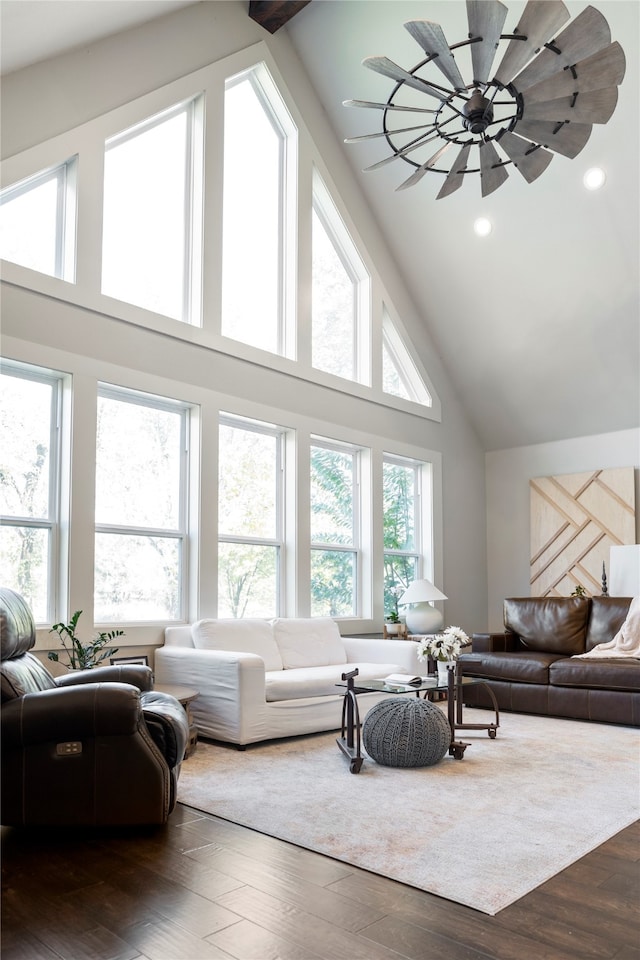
[462,90,494,134]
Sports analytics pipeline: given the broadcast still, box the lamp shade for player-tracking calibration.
[399,579,447,635]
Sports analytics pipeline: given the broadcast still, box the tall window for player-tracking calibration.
[383,457,422,615]
[0,157,77,280]
[95,387,189,621]
[312,171,369,382]
[102,97,203,323]
[310,440,359,617]
[0,362,61,621]
[222,65,296,353]
[382,308,432,406]
[218,417,284,618]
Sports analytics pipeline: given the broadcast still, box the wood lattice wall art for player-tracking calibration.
[530,467,636,597]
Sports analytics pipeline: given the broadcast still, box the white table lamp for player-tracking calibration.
[399,578,447,635]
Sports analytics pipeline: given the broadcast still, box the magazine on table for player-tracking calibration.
[383,673,435,686]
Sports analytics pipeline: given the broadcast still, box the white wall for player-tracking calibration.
[1,1,488,641]
[486,428,640,631]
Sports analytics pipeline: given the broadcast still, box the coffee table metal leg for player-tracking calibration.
[337,668,363,773]
[447,666,471,759]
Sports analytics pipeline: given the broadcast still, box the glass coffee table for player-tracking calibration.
[336,668,499,773]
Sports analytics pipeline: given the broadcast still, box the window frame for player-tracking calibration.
[0,156,77,282]
[102,96,204,325]
[0,360,63,624]
[382,454,424,602]
[94,383,191,623]
[217,413,287,618]
[309,437,361,619]
[311,169,371,385]
[221,62,297,357]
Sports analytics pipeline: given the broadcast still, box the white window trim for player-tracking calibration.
[218,413,287,617]
[310,437,361,619]
[0,359,63,624]
[95,383,191,622]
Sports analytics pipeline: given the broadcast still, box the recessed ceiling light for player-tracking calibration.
[583,167,606,190]
[474,217,492,237]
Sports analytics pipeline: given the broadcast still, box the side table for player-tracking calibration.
[154,683,199,758]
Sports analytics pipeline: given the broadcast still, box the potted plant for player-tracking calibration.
[385,585,405,635]
[48,610,125,670]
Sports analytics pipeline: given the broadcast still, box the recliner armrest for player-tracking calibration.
[55,664,153,691]
[472,632,518,652]
[1,682,142,748]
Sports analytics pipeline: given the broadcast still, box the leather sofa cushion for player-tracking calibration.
[0,587,35,661]
[504,597,589,655]
[141,690,189,767]
[585,596,633,651]
[550,657,640,693]
[460,651,564,685]
[192,618,283,672]
[265,661,399,701]
[272,618,347,669]
[1,652,57,702]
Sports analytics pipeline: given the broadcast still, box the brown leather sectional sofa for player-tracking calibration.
[460,596,639,726]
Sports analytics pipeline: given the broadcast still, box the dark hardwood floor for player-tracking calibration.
[2,805,639,960]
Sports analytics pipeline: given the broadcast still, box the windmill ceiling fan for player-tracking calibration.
[344,1,626,198]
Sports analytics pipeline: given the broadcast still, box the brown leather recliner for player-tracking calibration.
[1,587,189,826]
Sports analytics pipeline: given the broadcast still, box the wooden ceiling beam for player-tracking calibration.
[248,1,311,34]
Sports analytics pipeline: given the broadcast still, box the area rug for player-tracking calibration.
[177,708,640,915]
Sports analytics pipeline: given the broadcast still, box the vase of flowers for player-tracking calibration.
[415,626,470,681]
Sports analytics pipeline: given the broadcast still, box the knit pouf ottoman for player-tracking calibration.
[362,697,451,767]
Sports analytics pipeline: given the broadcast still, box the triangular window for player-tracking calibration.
[312,170,370,383]
[382,307,432,406]
[0,157,77,280]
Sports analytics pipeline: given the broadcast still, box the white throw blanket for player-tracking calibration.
[574,596,640,659]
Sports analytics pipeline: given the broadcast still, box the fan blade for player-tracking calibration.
[514,118,592,157]
[363,56,445,100]
[513,5,612,92]
[345,121,436,144]
[343,99,437,114]
[479,140,509,196]
[522,87,618,124]
[466,0,508,84]
[520,42,626,103]
[497,130,553,182]
[404,20,466,90]
[436,143,472,199]
[493,1,570,85]
[363,132,443,171]
[396,142,454,191]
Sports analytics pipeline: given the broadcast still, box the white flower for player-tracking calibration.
[443,625,470,646]
[415,625,470,662]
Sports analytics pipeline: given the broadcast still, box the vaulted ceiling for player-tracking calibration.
[1,0,638,451]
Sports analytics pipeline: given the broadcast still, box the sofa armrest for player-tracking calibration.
[342,637,421,672]
[472,632,518,653]
[154,646,268,743]
[55,664,154,691]
[1,682,142,749]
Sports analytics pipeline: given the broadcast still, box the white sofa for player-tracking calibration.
[154,617,422,747]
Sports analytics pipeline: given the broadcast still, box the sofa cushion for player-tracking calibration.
[585,596,633,651]
[550,657,640,693]
[272,618,347,669]
[265,661,401,701]
[460,650,564,685]
[503,597,589,655]
[192,619,283,671]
